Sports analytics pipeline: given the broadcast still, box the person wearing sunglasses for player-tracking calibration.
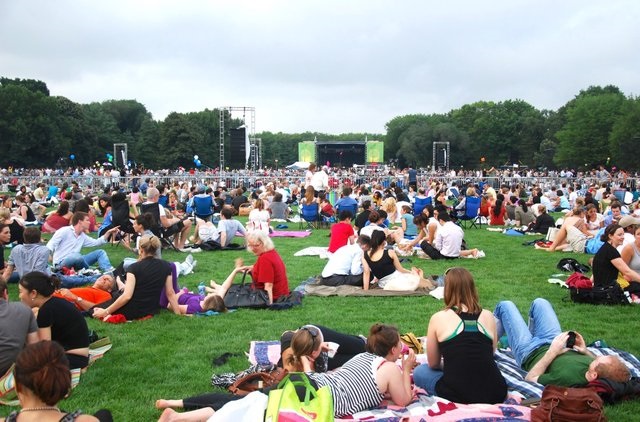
[413,267,507,404]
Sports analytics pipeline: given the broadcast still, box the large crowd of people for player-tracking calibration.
[1,161,640,420]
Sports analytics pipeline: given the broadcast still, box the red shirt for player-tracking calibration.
[489,206,506,226]
[327,222,355,253]
[252,249,290,300]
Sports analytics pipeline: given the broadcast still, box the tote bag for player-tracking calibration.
[265,373,333,422]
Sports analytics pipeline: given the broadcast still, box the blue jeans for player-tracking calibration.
[58,250,113,272]
[58,274,101,288]
[413,364,443,394]
[493,298,562,367]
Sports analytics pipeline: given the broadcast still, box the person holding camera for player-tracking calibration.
[413,268,507,404]
[494,298,631,386]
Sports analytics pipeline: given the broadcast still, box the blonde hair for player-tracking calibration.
[0,207,9,224]
[138,235,161,256]
[381,197,397,214]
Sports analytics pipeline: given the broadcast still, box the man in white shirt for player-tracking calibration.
[421,210,479,259]
[320,236,370,286]
[47,211,120,272]
[310,165,329,195]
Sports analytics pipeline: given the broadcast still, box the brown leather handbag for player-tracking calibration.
[227,367,288,395]
[531,385,606,422]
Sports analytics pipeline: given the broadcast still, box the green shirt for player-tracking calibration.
[523,345,593,387]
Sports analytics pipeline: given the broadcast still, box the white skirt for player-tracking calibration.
[378,271,419,291]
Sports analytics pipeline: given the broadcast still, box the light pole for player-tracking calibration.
[275,159,278,171]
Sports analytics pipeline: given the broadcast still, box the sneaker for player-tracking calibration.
[190,260,198,273]
[476,250,486,258]
[185,254,194,266]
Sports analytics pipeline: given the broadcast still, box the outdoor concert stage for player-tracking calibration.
[315,141,366,167]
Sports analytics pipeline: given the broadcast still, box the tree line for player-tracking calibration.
[1,77,638,171]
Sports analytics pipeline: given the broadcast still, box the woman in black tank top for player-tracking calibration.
[412,267,507,404]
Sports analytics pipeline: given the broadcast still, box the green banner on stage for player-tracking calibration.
[366,141,384,163]
[298,142,315,163]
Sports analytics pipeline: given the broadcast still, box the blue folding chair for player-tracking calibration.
[413,196,432,216]
[299,202,321,229]
[336,202,358,220]
[192,195,214,222]
[458,196,482,229]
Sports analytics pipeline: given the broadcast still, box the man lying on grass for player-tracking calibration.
[494,298,630,386]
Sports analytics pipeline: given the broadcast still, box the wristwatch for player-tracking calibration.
[76,297,83,303]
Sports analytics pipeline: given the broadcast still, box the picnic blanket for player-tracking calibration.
[247,340,640,420]
[495,346,640,400]
[294,246,330,258]
[247,341,530,421]
[304,280,434,297]
[337,394,532,421]
[270,230,311,237]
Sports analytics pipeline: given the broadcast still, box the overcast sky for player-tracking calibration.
[1,1,639,135]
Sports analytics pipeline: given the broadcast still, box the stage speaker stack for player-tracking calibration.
[229,128,246,169]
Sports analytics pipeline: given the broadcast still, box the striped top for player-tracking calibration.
[308,352,384,417]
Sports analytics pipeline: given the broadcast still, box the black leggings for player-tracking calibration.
[183,374,318,411]
[315,325,366,369]
[66,353,89,370]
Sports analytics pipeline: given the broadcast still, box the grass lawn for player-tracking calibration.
[3,217,640,420]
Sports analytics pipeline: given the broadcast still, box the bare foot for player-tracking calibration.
[158,408,177,422]
[155,399,182,410]
[471,248,479,258]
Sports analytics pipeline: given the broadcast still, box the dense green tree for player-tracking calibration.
[158,112,206,168]
[133,118,161,168]
[554,90,626,168]
[449,100,544,167]
[384,114,430,163]
[0,84,61,167]
[609,97,640,171]
[0,77,50,96]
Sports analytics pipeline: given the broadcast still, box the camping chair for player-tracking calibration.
[335,202,358,220]
[299,202,321,230]
[413,196,432,216]
[139,202,179,251]
[110,193,135,246]
[458,196,482,229]
[192,195,214,222]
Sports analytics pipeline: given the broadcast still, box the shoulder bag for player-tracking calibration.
[531,385,606,422]
[228,367,288,395]
[223,271,270,309]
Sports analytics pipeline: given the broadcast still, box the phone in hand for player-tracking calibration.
[566,331,576,349]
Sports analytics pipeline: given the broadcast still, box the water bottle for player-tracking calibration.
[198,282,205,296]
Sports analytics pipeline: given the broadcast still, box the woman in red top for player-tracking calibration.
[489,194,506,226]
[42,201,73,233]
[209,231,290,304]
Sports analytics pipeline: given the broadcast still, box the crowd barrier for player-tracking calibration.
[1,172,637,195]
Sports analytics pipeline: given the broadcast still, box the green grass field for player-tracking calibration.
[3,218,640,420]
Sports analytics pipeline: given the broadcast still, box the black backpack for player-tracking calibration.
[570,284,629,305]
[557,257,591,274]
